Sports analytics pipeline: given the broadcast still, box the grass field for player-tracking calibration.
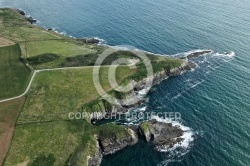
[0,8,65,42]
[17,66,135,123]
[4,120,133,166]
[1,8,185,166]
[0,97,25,165]
[4,121,84,166]
[0,44,31,99]
[22,40,97,58]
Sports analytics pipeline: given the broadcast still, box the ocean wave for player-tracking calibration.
[191,80,205,88]
[93,37,106,44]
[139,106,147,111]
[110,45,134,51]
[53,30,67,36]
[213,51,235,58]
[151,116,195,153]
[172,49,214,58]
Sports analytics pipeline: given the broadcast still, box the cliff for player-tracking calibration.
[139,119,184,149]
[87,59,197,122]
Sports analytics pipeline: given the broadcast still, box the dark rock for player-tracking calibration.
[224,51,231,55]
[166,60,197,77]
[77,38,100,44]
[187,50,212,59]
[27,17,37,24]
[184,61,197,70]
[88,59,197,122]
[98,128,137,155]
[17,9,25,15]
[47,28,53,31]
[139,120,184,148]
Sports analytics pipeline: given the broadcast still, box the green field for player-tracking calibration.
[4,121,84,166]
[0,44,31,99]
[17,66,135,123]
[0,8,185,166]
[22,40,97,58]
[0,98,25,165]
[4,120,132,166]
[0,8,65,42]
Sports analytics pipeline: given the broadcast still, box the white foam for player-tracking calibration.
[110,45,134,51]
[191,80,205,88]
[93,37,106,44]
[213,51,235,58]
[139,106,147,111]
[151,116,194,152]
[171,93,182,100]
[172,49,213,58]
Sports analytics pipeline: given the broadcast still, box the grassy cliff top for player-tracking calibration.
[0,8,184,166]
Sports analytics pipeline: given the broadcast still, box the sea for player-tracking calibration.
[1,0,250,165]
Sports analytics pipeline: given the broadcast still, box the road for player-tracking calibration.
[0,65,135,103]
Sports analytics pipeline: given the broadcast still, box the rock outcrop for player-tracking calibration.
[89,59,197,122]
[88,139,103,166]
[27,17,37,24]
[98,128,138,155]
[187,50,212,59]
[17,9,25,15]
[167,60,197,76]
[77,38,100,44]
[139,119,184,148]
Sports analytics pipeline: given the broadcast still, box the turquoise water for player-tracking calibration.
[1,0,250,165]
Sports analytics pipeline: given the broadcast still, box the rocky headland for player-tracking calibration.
[139,119,184,149]
[87,51,209,165]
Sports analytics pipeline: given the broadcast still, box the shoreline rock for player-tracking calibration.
[186,50,212,59]
[16,9,25,15]
[27,17,37,24]
[88,138,103,166]
[89,59,197,123]
[97,128,138,155]
[139,119,184,148]
[87,59,196,165]
[77,38,100,44]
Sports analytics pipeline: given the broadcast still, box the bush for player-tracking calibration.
[29,153,56,166]
[27,53,60,65]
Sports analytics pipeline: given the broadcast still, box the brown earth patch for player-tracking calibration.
[0,37,15,47]
[0,97,25,165]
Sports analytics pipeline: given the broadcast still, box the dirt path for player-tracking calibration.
[0,65,132,103]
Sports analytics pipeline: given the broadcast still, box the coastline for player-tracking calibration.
[1,8,212,166]
[0,1,247,166]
